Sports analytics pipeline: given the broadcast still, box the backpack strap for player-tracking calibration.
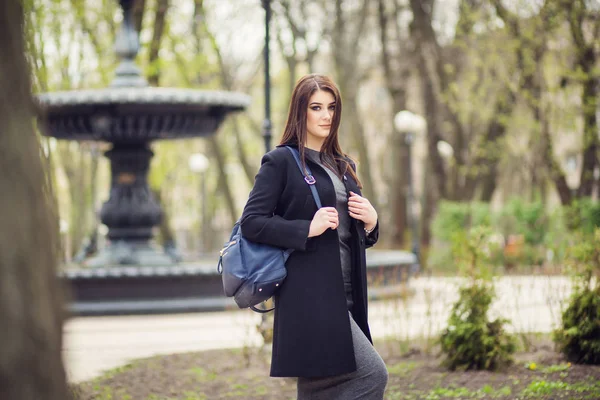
[285,146,322,209]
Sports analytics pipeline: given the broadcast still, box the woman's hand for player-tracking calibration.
[348,191,378,231]
[308,207,339,237]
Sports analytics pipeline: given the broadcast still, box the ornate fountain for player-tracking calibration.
[37,0,250,314]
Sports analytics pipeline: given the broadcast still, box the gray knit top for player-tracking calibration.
[305,148,353,309]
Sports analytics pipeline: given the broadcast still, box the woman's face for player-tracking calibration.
[306,90,335,147]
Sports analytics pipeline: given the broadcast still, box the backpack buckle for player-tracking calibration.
[304,175,316,185]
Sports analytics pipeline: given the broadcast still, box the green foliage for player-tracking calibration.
[499,198,547,246]
[553,289,600,364]
[522,379,600,397]
[432,201,492,242]
[429,202,497,273]
[563,198,600,234]
[439,228,517,371]
[540,363,571,373]
[387,361,419,377]
[429,199,591,273]
[553,229,600,364]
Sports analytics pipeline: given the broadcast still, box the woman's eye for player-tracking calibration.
[311,106,320,111]
[329,106,335,111]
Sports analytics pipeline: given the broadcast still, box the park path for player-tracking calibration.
[63,275,572,383]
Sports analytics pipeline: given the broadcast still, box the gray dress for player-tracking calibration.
[297,149,388,400]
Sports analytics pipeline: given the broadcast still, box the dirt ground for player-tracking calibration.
[72,336,600,400]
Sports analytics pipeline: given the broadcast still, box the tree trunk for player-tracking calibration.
[463,88,515,201]
[377,0,410,247]
[420,155,436,248]
[542,116,573,204]
[196,0,257,187]
[58,143,88,259]
[493,0,571,204]
[409,0,447,199]
[148,0,169,86]
[332,0,378,208]
[564,0,599,198]
[133,0,146,35]
[230,118,258,183]
[0,1,70,398]
[152,188,175,246]
[207,136,238,224]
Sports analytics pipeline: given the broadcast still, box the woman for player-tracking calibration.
[240,74,388,399]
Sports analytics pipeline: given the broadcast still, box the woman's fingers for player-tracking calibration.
[349,210,361,217]
[348,208,361,216]
[348,203,364,210]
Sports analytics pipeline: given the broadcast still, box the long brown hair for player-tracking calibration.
[279,74,362,188]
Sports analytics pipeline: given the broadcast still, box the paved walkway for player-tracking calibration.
[63,275,573,383]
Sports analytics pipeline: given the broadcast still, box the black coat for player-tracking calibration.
[240,144,379,378]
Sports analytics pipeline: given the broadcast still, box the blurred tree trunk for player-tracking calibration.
[377,0,412,248]
[493,0,572,205]
[0,1,70,398]
[196,0,257,185]
[47,4,90,258]
[408,0,447,247]
[133,0,146,35]
[274,0,325,103]
[463,87,516,201]
[152,188,175,246]
[208,136,239,222]
[71,0,111,84]
[188,0,239,224]
[274,13,298,102]
[143,0,184,250]
[408,0,447,197]
[331,0,378,209]
[148,0,169,86]
[58,144,89,259]
[563,0,599,198]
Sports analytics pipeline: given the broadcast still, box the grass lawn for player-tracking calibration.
[71,334,600,400]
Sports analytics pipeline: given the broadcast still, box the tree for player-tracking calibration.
[377,0,413,247]
[273,0,327,101]
[0,0,70,398]
[492,0,572,204]
[196,0,258,186]
[561,0,599,199]
[148,0,169,86]
[30,0,118,260]
[329,0,379,208]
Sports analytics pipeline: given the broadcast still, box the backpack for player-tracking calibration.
[217,146,322,312]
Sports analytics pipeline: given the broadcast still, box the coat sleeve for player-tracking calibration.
[240,151,312,251]
[348,158,379,249]
[365,220,379,248]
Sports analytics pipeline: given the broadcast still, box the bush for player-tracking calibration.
[432,201,492,242]
[553,229,600,364]
[439,227,517,370]
[498,198,547,246]
[429,202,493,272]
[563,198,600,234]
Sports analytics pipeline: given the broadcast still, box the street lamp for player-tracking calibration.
[188,153,210,255]
[437,140,454,159]
[394,110,426,271]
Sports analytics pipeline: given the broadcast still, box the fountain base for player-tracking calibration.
[85,241,178,268]
[62,250,419,316]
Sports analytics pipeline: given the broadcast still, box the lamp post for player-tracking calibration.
[189,153,210,255]
[394,110,426,271]
[262,0,272,154]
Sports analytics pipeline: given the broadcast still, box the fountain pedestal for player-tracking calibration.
[37,0,250,269]
[88,144,171,266]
